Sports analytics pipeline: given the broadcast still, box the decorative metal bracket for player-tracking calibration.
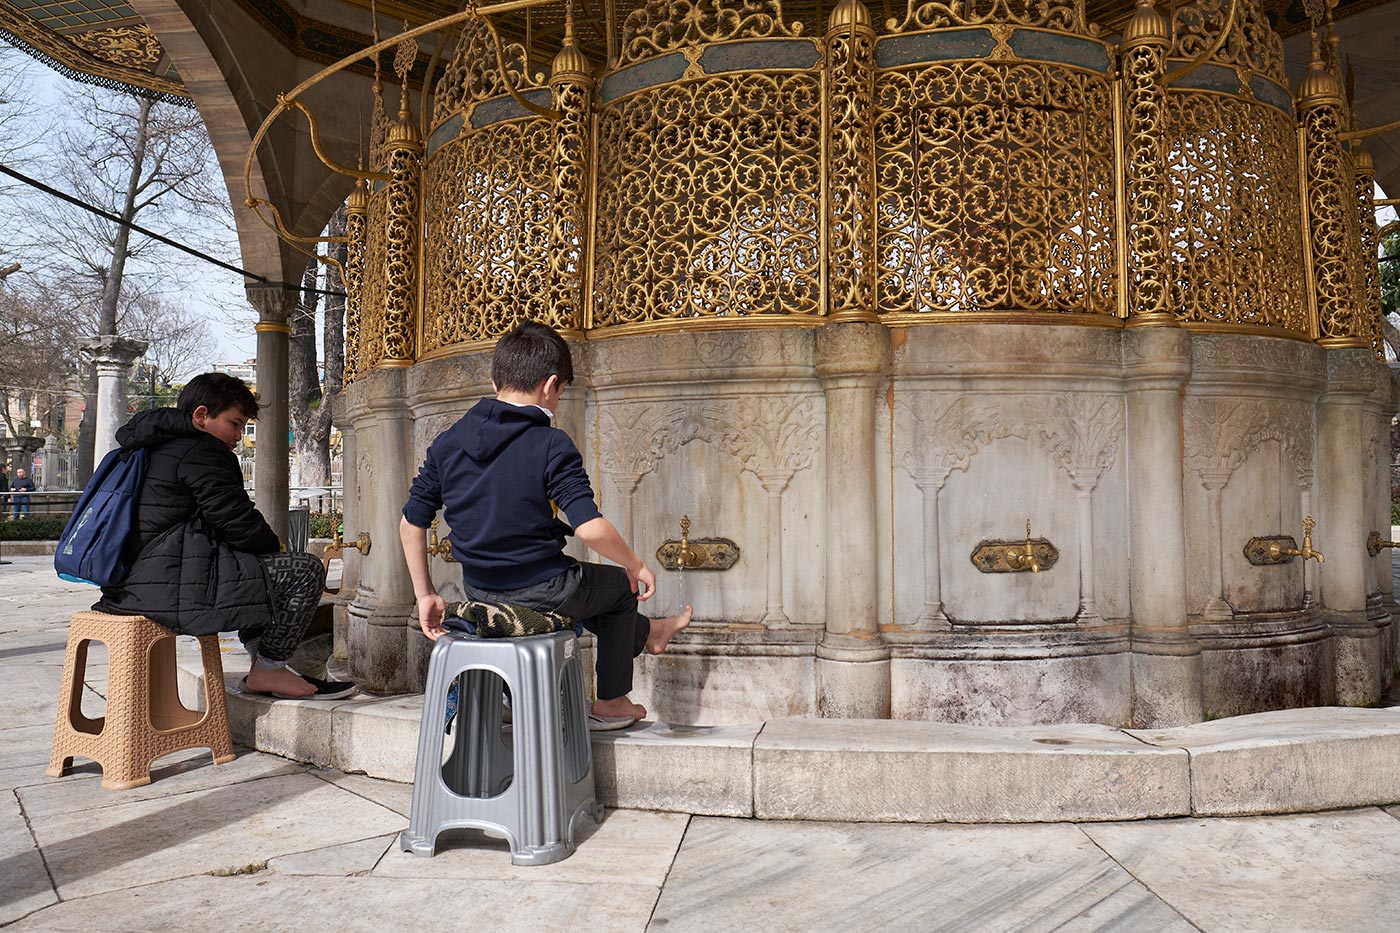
[971,521,1058,574]
[1367,531,1399,557]
[1244,535,1298,565]
[656,515,739,571]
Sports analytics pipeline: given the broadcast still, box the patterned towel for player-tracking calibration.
[446,599,574,638]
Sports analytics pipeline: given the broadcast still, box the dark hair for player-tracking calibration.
[177,372,261,419]
[491,321,574,392]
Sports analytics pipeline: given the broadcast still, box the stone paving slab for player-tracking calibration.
[0,790,58,925]
[1128,707,1400,815]
[6,874,663,932]
[1083,808,1400,932]
[374,808,689,886]
[16,748,305,819]
[24,772,405,900]
[754,718,1191,822]
[310,771,413,817]
[593,721,760,816]
[648,817,1192,933]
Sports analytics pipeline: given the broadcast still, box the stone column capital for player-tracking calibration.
[815,321,890,383]
[79,335,148,367]
[1122,327,1191,388]
[245,283,297,324]
[1323,348,1378,397]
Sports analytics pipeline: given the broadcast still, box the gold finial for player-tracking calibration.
[1297,32,1343,107]
[827,0,872,32]
[347,177,370,211]
[1121,0,1169,51]
[552,0,591,78]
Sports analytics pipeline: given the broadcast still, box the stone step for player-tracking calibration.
[177,661,1400,822]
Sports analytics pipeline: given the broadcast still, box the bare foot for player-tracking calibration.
[646,605,693,655]
[245,665,315,698]
[592,696,646,720]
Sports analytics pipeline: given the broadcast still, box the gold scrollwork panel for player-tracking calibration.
[1164,91,1308,334]
[420,117,558,352]
[873,60,1117,317]
[359,189,390,373]
[1169,0,1287,86]
[892,0,1089,34]
[592,71,823,328]
[1304,103,1369,344]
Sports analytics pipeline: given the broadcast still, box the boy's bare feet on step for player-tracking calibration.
[646,605,693,655]
[245,665,316,698]
[593,695,647,720]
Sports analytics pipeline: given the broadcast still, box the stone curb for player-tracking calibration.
[177,660,1400,823]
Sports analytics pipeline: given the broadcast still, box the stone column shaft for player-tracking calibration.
[248,284,293,544]
[1200,472,1233,621]
[912,471,951,630]
[815,321,890,718]
[1123,327,1202,726]
[81,336,148,466]
[759,477,791,627]
[344,368,416,693]
[1073,477,1101,623]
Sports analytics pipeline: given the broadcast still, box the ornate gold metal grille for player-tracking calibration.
[616,0,805,67]
[874,60,1117,318]
[891,0,1089,34]
[592,70,823,328]
[1165,90,1309,334]
[420,117,558,352]
[359,188,390,374]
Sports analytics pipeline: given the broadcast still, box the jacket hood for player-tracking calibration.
[116,407,201,451]
[462,398,548,461]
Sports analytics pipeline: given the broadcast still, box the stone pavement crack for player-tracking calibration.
[1073,824,1205,932]
[645,813,692,930]
[14,787,63,907]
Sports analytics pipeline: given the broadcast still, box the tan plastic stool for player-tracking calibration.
[47,611,236,790]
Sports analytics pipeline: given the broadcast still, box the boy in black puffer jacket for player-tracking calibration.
[97,373,356,700]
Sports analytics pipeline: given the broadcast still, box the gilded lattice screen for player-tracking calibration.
[358,188,390,373]
[873,60,1117,317]
[592,69,824,327]
[1164,92,1308,334]
[420,118,557,352]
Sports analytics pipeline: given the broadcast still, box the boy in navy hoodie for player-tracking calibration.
[400,321,691,729]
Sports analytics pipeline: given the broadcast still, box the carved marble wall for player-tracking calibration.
[344,323,1398,726]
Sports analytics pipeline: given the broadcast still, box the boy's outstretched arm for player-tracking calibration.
[572,516,656,601]
[400,516,447,639]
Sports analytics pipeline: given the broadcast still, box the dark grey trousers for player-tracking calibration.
[462,562,650,700]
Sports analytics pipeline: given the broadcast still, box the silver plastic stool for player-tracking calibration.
[399,630,599,864]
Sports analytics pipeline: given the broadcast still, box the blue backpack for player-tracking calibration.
[54,447,148,586]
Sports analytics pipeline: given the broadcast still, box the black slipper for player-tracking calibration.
[239,675,359,701]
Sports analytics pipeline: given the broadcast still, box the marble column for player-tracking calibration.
[41,434,57,489]
[344,367,417,694]
[1199,469,1234,622]
[1317,349,1382,704]
[815,321,890,718]
[80,335,147,466]
[330,423,358,664]
[247,283,293,543]
[910,469,952,630]
[1123,327,1202,726]
[1377,370,1400,685]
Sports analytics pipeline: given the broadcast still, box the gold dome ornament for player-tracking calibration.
[1121,0,1169,51]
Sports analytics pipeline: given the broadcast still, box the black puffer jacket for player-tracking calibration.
[96,408,280,636]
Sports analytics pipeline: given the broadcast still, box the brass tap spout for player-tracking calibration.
[1268,516,1324,564]
[677,515,701,569]
[427,518,456,561]
[1368,531,1400,558]
[1008,519,1040,573]
[330,524,372,556]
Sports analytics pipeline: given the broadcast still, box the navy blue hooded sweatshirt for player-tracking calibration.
[403,398,602,590]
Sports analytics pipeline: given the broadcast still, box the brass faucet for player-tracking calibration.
[330,524,372,556]
[1269,516,1324,564]
[1368,531,1400,557]
[427,518,456,561]
[677,515,702,569]
[1007,519,1040,573]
